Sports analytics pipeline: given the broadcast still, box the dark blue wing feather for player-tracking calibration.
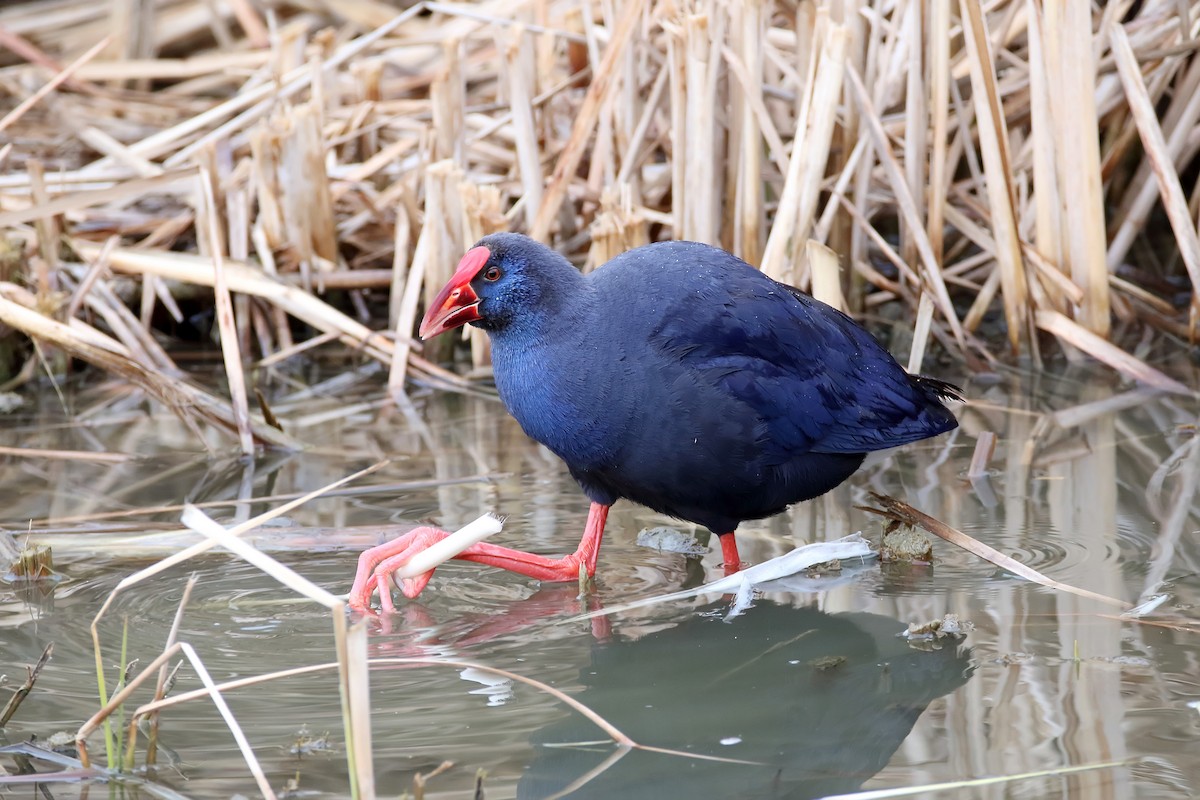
[647,262,957,459]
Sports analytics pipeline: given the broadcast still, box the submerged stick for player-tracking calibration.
[819,759,1131,800]
[0,643,54,726]
[24,472,498,528]
[0,445,130,463]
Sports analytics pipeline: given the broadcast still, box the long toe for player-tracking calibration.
[348,526,453,610]
[373,553,435,612]
[348,573,380,611]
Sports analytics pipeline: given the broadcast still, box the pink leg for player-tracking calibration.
[348,503,611,612]
[719,532,742,575]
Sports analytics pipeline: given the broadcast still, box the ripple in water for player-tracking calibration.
[861,518,1137,599]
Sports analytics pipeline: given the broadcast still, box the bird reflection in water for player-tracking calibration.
[515,599,972,800]
[363,581,971,800]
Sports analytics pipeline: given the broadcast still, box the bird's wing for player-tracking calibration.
[651,280,958,458]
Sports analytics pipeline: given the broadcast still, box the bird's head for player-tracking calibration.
[419,233,577,338]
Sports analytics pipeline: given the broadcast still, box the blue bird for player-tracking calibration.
[350,233,960,610]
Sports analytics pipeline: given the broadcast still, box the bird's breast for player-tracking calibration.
[491,339,633,471]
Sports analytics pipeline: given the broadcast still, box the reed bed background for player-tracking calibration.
[4,4,1200,796]
[0,0,1199,453]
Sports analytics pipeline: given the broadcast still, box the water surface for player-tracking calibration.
[0,368,1197,798]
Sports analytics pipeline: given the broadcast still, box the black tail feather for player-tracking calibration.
[910,374,965,403]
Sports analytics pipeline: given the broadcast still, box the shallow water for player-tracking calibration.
[1,367,1198,799]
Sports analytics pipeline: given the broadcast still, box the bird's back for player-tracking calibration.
[590,240,958,443]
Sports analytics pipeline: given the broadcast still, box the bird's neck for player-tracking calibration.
[488,281,626,472]
[487,271,598,424]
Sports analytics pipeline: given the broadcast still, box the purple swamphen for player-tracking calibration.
[349,233,961,610]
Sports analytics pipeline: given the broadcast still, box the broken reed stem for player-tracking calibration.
[0,291,294,448]
[845,66,966,350]
[733,0,764,264]
[338,617,376,800]
[85,462,386,702]
[531,0,647,239]
[761,24,847,285]
[70,242,401,364]
[1111,25,1200,322]
[0,445,130,463]
[682,12,718,245]
[818,760,1130,800]
[1024,0,1063,294]
[1050,0,1111,337]
[807,239,844,311]
[82,464,385,797]
[141,574,198,770]
[967,431,997,478]
[0,643,54,727]
[199,170,255,456]
[958,0,1027,353]
[907,292,936,374]
[506,27,543,230]
[1034,309,1192,395]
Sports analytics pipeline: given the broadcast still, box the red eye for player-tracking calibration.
[483,266,502,282]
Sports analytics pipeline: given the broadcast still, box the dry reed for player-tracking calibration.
[1,0,1197,433]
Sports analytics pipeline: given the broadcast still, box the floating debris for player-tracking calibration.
[903,614,975,642]
[44,732,76,756]
[289,725,334,756]
[636,527,709,556]
[1088,655,1154,668]
[460,667,514,707]
[881,527,933,564]
[804,558,844,577]
[578,534,877,620]
[808,655,847,672]
[4,543,58,583]
[992,652,1035,666]
[1122,594,1170,618]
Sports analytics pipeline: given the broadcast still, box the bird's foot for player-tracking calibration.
[348,527,602,613]
[348,526,455,613]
